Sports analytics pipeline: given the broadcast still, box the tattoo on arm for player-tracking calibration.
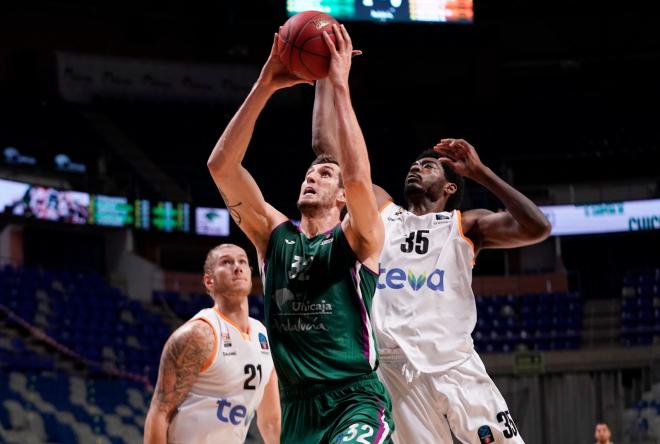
[153,322,215,419]
[219,189,243,226]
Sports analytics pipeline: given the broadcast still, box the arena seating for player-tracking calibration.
[473,292,583,353]
[620,269,660,347]
[0,371,146,443]
[152,289,265,322]
[0,264,267,443]
[622,382,660,443]
[0,264,170,383]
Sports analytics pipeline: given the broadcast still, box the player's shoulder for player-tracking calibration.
[264,220,299,255]
[191,306,215,319]
[268,219,295,240]
[380,201,405,220]
[178,317,216,342]
[249,318,272,352]
[164,317,216,362]
[248,317,269,334]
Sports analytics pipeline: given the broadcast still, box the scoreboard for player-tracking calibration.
[89,195,135,227]
[286,0,473,24]
[151,201,190,233]
[88,197,190,232]
[0,179,224,236]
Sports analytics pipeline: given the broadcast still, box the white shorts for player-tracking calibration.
[377,349,525,444]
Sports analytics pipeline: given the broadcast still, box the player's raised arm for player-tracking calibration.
[321,24,384,267]
[256,370,281,444]
[434,138,552,250]
[207,34,311,255]
[144,320,215,444]
[313,79,393,210]
[312,79,340,159]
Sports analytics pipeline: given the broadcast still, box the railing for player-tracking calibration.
[0,303,153,391]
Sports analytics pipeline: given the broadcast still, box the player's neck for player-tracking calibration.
[407,197,447,216]
[299,212,340,238]
[214,298,250,334]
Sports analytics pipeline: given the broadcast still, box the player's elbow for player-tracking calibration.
[311,132,323,155]
[524,218,552,243]
[207,143,237,175]
[311,133,337,157]
[541,218,553,238]
[143,409,169,444]
[257,415,281,444]
[207,153,225,175]
[207,154,241,183]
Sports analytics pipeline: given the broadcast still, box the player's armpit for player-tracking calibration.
[342,180,385,271]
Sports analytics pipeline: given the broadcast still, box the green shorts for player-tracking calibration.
[280,373,394,444]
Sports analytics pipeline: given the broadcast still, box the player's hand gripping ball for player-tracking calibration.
[277,11,340,81]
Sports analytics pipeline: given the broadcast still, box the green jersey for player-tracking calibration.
[262,221,379,388]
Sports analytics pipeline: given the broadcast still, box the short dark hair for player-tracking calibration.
[415,149,464,211]
[310,154,343,187]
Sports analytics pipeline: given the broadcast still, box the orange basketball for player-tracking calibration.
[277,11,339,81]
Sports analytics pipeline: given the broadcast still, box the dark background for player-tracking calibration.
[1,0,658,296]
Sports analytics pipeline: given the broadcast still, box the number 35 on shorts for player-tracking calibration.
[333,422,376,444]
[496,410,519,438]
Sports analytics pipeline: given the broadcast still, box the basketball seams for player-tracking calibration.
[298,38,333,78]
[279,11,337,80]
[281,12,335,52]
[298,49,323,79]
[296,16,336,78]
[293,11,326,48]
[300,34,334,58]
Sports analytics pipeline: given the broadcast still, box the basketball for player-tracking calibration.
[277,11,339,81]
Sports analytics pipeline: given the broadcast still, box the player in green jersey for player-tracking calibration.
[207,25,393,444]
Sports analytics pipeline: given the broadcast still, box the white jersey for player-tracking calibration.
[372,203,477,374]
[168,307,274,444]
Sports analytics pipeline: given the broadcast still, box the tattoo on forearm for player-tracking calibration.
[219,189,243,226]
[154,322,215,418]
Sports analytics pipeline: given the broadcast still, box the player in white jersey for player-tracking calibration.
[372,141,551,444]
[312,80,551,444]
[144,244,280,444]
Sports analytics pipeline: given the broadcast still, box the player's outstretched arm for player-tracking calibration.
[208,33,311,255]
[434,139,552,250]
[144,320,215,444]
[256,370,281,444]
[322,24,384,267]
[312,79,340,159]
[313,79,393,210]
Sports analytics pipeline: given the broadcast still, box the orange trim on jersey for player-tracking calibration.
[379,199,394,214]
[193,318,218,373]
[456,210,477,267]
[213,306,251,341]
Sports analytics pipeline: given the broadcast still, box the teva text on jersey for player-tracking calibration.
[377,267,445,292]
[216,398,251,425]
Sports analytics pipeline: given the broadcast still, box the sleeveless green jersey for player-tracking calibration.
[261,221,379,387]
